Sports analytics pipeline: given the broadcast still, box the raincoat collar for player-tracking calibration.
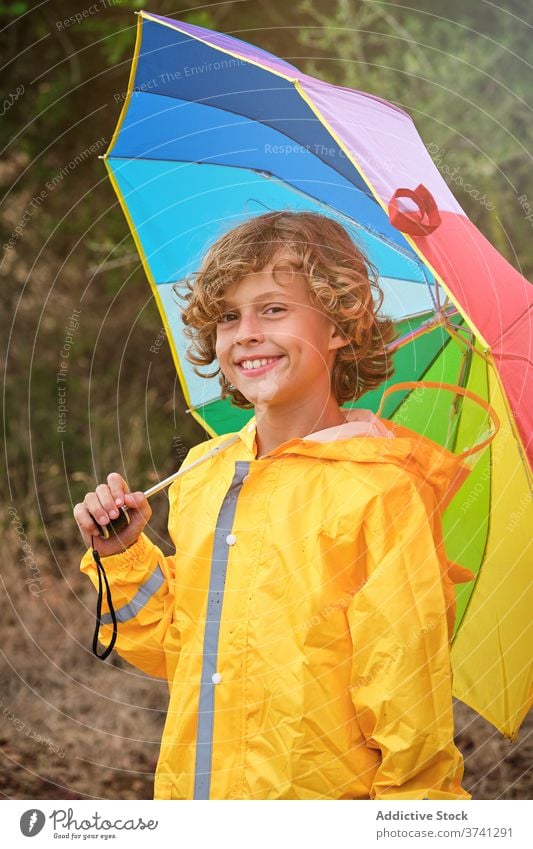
[237,408,391,453]
[237,408,472,512]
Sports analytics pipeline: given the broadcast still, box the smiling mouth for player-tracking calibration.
[236,356,284,376]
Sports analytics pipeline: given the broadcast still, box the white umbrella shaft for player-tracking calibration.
[143,434,240,498]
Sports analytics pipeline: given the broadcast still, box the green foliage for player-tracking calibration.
[0,2,31,14]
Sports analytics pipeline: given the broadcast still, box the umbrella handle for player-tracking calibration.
[93,506,131,540]
[91,433,241,539]
[376,380,500,460]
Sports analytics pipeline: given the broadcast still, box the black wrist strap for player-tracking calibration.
[91,538,118,660]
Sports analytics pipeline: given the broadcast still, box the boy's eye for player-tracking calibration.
[217,306,286,323]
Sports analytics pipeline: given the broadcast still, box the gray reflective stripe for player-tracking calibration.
[194,461,250,800]
[101,563,165,624]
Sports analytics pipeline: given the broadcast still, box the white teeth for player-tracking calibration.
[240,357,278,370]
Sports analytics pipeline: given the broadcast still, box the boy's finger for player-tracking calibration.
[123,491,140,508]
[84,491,111,525]
[95,484,120,519]
[73,503,100,537]
[107,472,129,506]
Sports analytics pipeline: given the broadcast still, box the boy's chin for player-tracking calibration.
[237,374,284,406]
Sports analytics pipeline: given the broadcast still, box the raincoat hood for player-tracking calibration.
[238,407,473,514]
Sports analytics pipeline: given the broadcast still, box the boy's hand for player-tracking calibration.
[73,473,152,557]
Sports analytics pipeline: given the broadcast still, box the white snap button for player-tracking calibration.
[247,423,254,432]
[226,533,237,545]
[243,474,250,482]
[211,672,222,684]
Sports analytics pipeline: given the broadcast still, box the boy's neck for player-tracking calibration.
[253,395,346,458]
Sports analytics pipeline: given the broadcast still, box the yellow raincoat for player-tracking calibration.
[81,408,475,800]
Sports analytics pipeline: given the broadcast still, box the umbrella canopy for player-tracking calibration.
[102,10,532,738]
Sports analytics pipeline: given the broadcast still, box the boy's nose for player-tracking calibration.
[233,315,265,345]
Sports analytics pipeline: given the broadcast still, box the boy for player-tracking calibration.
[76,210,472,800]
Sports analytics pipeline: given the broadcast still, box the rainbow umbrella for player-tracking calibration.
[102,10,532,738]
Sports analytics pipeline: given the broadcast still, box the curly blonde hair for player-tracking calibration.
[177,211,397,408]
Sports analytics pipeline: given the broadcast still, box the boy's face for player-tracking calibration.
[215,250,348,409]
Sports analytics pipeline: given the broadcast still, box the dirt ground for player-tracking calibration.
[1,535,530,800]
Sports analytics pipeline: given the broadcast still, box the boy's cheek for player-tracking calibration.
[218,358,232,379]
[215,340,231,366]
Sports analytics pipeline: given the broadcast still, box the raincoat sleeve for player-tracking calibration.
[347,473,471,800]
[79,480,180,680]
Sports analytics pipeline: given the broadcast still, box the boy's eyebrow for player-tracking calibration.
[221,290,289,307]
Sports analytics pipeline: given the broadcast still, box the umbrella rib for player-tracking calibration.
[385,308,461,354]
[107,153,266,167]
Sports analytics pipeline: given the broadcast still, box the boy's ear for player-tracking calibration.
[328,324,350,351]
